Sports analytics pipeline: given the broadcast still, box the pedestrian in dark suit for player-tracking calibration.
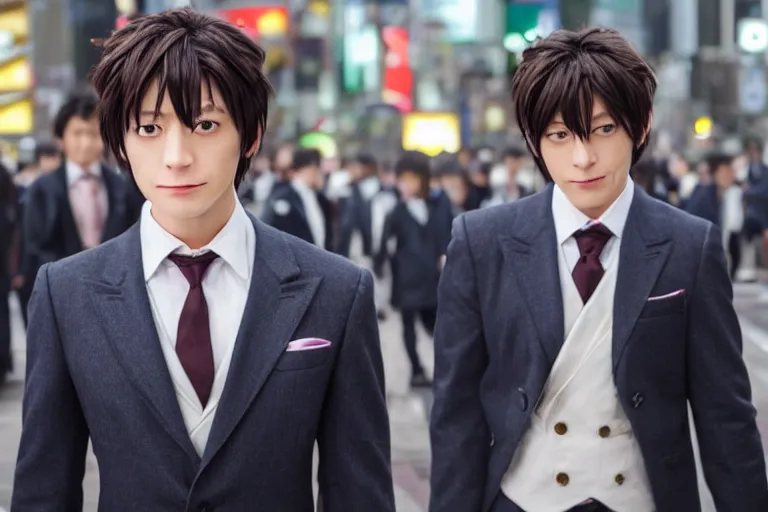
[374,151,453,388]
[430,27,767,512]
[262,148,336,252]
[13,8,394,511]
[22,92,142,283]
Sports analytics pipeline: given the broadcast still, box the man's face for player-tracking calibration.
[38,153,62,172]
[441,174,468,207]
[124,80,250,227]
[58,115,103,168]
[713,163,735,189]
[539,97,639,219]
[397,171,422,199]
[348,162,365,182]
[505,156,521,175]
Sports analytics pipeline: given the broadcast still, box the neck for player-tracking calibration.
[152,191,236,250]
[293,172,315,190]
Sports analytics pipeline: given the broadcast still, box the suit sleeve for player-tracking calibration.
[317,269,395,511]
[687,223,768,510]
[22,181,55,276]
[429,214,489,512]
[12,264,90,510]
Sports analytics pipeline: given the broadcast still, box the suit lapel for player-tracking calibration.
[498,186,565,370]
[201,216,320,469]
[612,188,672,371]
[100,166,126,240]
[53,166,82,250]
[85,224,199,462]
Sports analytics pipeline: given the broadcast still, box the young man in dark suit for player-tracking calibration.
[13,8,394,511]
[22,92,141,284]
[430,27,767,512]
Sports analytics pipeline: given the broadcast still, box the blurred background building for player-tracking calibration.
[4,0,768,160]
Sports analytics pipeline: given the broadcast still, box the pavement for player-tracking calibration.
[2,283,768,511]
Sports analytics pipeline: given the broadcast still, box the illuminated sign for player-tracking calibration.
[217,6,290,38]
[402,112,460,156]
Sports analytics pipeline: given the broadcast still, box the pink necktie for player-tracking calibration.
[71,174,105,249]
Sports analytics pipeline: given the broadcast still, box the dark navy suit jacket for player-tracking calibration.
[12,215,394,511]
[429,184,767,512]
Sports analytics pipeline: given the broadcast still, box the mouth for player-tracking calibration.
[157,183,205,191]
[571,176,605,185]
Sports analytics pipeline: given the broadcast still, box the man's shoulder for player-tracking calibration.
[44,230,132,288]
[459,189,546,235]
[261,222,363,290]
[641,192,712,239]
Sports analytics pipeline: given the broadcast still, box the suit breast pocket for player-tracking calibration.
[638,293,686,321]
[273,347,335,371]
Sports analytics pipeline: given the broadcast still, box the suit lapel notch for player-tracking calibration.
[612,192,673,370]
[86,225,199,461]
[201,219,320,468]
[498,187,564,369]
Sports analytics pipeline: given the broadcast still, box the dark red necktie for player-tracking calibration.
[572,223,613,304]
[168,251,219,408]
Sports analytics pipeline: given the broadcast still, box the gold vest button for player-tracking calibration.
[554,422,568,435]
[598,425,611,438]
[556,472,570,486]
[615,473,625,485]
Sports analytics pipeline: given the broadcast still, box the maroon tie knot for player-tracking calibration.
[168,251,219,288]
[571,223,613,304]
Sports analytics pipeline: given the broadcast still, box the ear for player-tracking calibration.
[524,132,539,158]
[245,130,263,158]
[639,114,653,147]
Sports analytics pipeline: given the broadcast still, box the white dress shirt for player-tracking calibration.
[66,160,109,215]
[292,179,326,247]
[552,178,634,336]
[140,196,255,455]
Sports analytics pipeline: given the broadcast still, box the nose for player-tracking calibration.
[163,127,193,169]
[572,137,596,169]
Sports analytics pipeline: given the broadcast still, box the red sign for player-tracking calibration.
[382,26,412,113]
[217,6,290,38]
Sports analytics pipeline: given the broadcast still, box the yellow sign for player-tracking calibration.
[693,116,712,138]
[0,5,29,41]
[0,98,33,134]
[0,57,31,93]
[402,113,460,157]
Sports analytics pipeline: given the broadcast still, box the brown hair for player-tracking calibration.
[90,7,272,187]
[511,27,656,180]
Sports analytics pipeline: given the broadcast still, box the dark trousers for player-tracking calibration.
[400,307,436,375]
[490,492,614,512]
[727,232,741,281]
[0,282,11,380]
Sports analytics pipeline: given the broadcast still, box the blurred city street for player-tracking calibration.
[2,281,768,511]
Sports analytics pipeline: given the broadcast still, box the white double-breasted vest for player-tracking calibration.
[500,238,654,511]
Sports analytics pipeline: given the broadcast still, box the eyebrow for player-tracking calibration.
[549,111,614,125]
[138,103,227,118]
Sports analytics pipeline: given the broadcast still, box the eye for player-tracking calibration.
[136,124,160,137]
[546,131,570,141]
[594,123,616,135]
[195,120,219,133]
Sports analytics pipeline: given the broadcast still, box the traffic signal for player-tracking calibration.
[504,1,544,53]
[0,0,33,135]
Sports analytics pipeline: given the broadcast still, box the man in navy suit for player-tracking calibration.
[13,8,394,511]
[430,27,767,512]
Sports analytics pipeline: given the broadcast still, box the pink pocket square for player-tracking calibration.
[286,338,332,352]
[647,289,685,302]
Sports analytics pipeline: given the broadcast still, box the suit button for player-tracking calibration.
[615,473,625,485]
[632,392,644,408]
[555,472,569,486]
[517,387,528,411]
[554,422,568,435]
[598,425,611,438]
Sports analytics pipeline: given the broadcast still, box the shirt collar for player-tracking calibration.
[66,160,102,187]
[140,194,252,282]
[552,176,635,246]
